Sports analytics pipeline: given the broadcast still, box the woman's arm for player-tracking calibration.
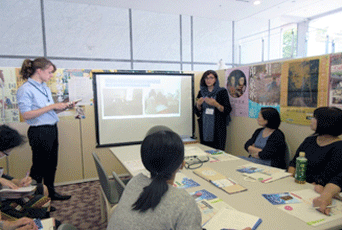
[21,102,69,120]
[244,129,262,153]
[257,130,286,160]
[313,183,341,215]
[288,166,295,176]
[194,91,203,117]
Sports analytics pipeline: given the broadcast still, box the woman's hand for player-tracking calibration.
[247,145,261,158]
[12,177,32,187]
[313,192,332,215]
[3,217,38,230]
[196,97,205,110]
[197,97,205,106]
[204,97,217,106]
[53,102,69,111]
[0,178,19,190]
[313,183,341,215]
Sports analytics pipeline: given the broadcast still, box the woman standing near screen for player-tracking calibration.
[16,57,73,201]
[195,70,232,150]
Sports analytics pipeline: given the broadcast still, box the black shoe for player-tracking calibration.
[51,192,71,201]
[50,206,57,212]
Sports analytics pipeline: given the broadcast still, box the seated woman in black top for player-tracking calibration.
[244,107,287,169]
[288,107,342,215]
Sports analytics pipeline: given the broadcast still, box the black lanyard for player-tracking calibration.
[27,81,50,102]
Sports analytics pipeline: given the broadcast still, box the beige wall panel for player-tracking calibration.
[81,105,129,179]
[5,120,83,184]
[3,123,31,178]
[55,120,83,183]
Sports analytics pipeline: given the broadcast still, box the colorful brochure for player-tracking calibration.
[173,172,200,189]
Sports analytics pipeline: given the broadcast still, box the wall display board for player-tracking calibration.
[248,63,282,118]
[329,53,342,109]
[225,67,249,117]
[280,55,329,125]
[93,72,194,147]
[0,68,20,123]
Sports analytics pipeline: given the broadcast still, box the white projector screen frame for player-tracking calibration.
[93,71,195,147]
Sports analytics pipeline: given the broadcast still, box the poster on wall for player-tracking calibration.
[0,68,20,123]
[280,55,329,125]
[248,62,282,118]
[329,53,342,109]
[67,69,94,106]
[225,67,249,117]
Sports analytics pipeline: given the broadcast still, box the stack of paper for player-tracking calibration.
[203,207,262,230]
[205,150,240,162]
[193,167,247,194]
[267,189,342,226]
[196,198,235,226]
[0,185,36,199]
[237,163,291,183]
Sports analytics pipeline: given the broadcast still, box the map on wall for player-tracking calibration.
[329,53,342,109]
[248,63,281,118]
[225,67,249,117]
[280,55,329,125]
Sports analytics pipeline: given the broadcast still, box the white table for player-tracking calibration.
[110,143,342,230]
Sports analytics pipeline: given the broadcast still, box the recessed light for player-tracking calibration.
[254,0,261,5]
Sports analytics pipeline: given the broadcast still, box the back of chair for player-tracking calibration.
[112,171,126,199]
[92,152,119,204]
[285,141,291,169]
[57,223,78,230]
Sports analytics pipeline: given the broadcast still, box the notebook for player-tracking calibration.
[203,208,262,230]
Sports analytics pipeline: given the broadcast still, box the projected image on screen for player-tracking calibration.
[145,89,180,115]
[93,72,194,147]
[103,88,143,117]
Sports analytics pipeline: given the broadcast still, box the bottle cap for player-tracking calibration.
[299,152,305,157]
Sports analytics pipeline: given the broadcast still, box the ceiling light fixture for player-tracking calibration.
[254,0,261,5]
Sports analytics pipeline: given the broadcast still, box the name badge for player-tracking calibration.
[205,108,214,115]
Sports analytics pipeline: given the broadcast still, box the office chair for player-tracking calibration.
[112,171,126,198]
[57,223,78,230]
[92,152,124,223]
[285,141,291,169]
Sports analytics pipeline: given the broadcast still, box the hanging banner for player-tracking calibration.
[280,55,329,125]
[329,53,342,109]
[248,62,282,118]
[225,67,249,117]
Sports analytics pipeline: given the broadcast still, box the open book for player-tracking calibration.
[0,185,36,199]
[203,208,262,230]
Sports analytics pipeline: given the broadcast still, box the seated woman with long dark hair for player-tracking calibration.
[107,126,202,229]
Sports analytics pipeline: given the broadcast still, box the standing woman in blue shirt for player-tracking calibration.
[17,57,73,200]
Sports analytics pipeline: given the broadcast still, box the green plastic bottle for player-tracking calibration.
[295,152,307,184]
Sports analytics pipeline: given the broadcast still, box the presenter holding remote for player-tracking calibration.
[195,70,232,150]
[17,57,74,201]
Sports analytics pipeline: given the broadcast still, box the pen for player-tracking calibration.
[314,205,336,209]
[25,170,30,179]
[22,170,30,186]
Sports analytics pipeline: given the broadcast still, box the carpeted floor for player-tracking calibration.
[50,180,107,230]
